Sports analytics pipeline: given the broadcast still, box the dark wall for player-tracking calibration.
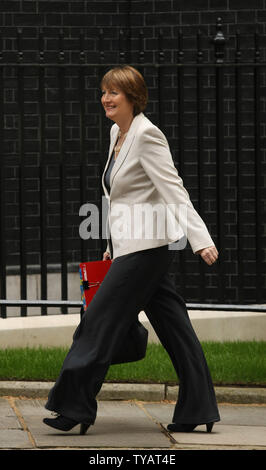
[1,1,265,33]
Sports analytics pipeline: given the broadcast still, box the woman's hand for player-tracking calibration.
[103,251,111,261]
[196,246,219,266]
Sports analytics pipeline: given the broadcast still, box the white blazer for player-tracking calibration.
[102,112,214,259]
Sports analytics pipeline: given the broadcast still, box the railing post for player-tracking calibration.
[235,30,244,304]
[213,17,226,302]
[139,30,144,64]
[157,28,165,130]
[79,29,87,262]
[38,27,48,315]
[254,30,264,302]
[177,29,186,296]
[17,28,28,316]
[58,29,68,314]
[196,29,205,302]
[0,28,6,318]
[119,29,126,64]
[98,28,105,256]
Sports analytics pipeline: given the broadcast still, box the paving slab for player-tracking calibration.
[0,398,32,449]
[143,402,266,427]
[0,429,33,449]
[16,399,171,449]
[1,398,266,450]
[0,397,20,429]
[216,404,266,426]
[143,403,266,449]
[166,424,266,448]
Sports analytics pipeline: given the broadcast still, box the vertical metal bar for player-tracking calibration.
[196,30,205,302]
[125,0,131,64]
[157,28,164,131]
[98,30,105,256]
[177,31,185,187]
[58,30,68,314]
[177,30,186,296]
[123,29,131,65]
[137,30,145,90]
[99,28,105,65]
[39,28,48,314]
[79,30,87,261]
[119,29,126,64]
[235,31,244,303]
[139,29,144,65]
[254,31,264,302]
[17,28,27,316]
[0,29,7,318]
[214,18,226,302]
[118,27,131,65]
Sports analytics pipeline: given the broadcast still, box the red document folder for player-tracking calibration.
[79,259,112,310]
[78,259,148,365]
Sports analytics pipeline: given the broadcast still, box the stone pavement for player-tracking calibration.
[0,392,266,451]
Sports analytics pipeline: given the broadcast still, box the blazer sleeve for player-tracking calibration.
[138,125,215,254]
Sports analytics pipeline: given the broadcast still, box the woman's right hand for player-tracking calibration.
[103,251,111,260]
[196,246,218,265]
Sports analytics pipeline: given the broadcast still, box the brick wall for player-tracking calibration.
[1,0,266,304]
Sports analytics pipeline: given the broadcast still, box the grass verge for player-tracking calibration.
[0,341,265,386]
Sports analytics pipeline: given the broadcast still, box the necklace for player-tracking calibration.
[114,131,128,158]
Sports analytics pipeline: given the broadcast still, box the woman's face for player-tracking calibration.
[101,86,134,123]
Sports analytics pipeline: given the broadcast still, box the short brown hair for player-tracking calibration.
[101,65,148,116]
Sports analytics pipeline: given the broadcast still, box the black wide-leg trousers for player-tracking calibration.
[45,244,220,426]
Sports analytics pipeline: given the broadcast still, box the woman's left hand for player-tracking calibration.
[196,246,219,265]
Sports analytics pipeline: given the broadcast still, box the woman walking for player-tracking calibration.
[43,65,220,434]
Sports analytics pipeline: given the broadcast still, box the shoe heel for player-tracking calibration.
[80,423,90,435]
[206,422,214,433]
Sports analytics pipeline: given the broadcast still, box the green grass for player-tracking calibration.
[0,342,265,386]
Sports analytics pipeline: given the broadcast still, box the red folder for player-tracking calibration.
[78,259,148,365]
[79,260,112,310]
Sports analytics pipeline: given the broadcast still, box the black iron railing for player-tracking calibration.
[0,18,265,317]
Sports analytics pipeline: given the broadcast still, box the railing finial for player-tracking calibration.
[213,17,226,63]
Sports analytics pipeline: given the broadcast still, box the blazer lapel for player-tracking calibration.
[102,124,119,195]
[109,113,144,188]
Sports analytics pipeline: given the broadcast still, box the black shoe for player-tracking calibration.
[167,421,214,433]
[43,415,91,435]
[80,423,90,435]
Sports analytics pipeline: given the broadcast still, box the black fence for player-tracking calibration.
[0,18,266,318]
